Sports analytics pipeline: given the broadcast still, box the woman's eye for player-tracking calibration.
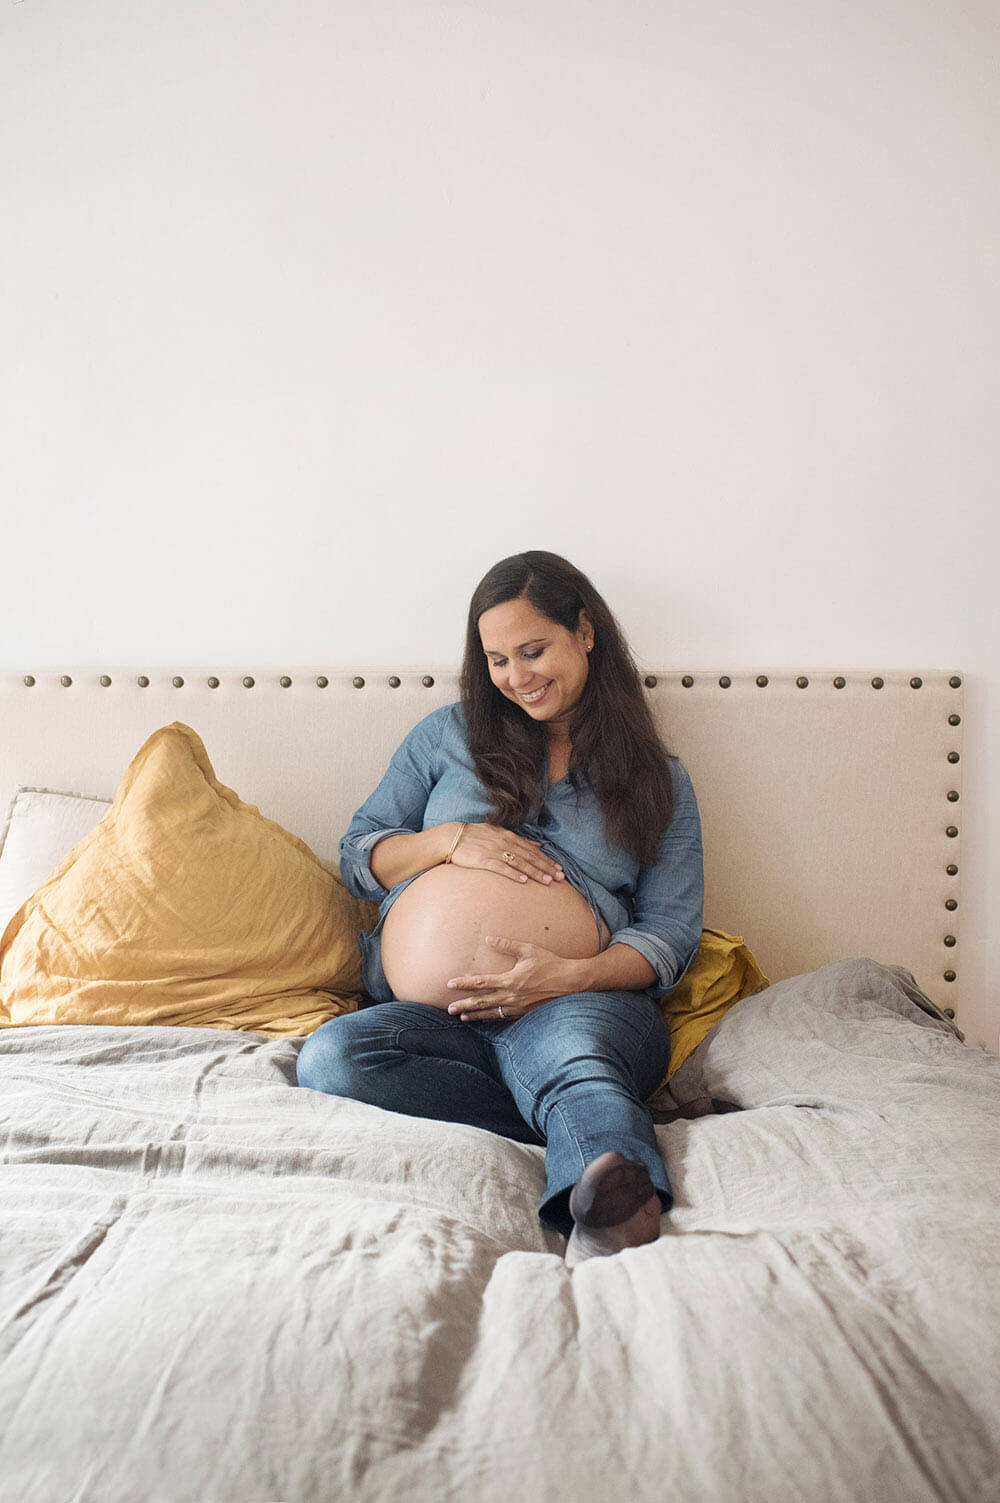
[491,650,543,668]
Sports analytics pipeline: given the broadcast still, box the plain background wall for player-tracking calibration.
[2,0,996,1050]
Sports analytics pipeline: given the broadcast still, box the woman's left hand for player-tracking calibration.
[446,936,568,1021]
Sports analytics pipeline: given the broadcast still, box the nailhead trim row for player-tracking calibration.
[18,672,965,691]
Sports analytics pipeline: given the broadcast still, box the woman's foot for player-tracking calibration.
[564,1151,663,1269]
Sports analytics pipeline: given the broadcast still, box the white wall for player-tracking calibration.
[2,0,997,1049]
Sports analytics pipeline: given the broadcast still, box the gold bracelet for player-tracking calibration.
[444,822,467,864]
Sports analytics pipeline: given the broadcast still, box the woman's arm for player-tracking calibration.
[368,822,463,889]
[558,944,657,993]
[339,709,449,901]
[598,758,705,995]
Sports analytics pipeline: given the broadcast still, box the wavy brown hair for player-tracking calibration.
[458,550,677,868]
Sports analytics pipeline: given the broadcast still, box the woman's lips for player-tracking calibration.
[520,680,553,704]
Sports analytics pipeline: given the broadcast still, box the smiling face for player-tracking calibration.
[478,597,594,738]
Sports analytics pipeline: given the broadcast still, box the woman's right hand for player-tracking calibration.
[447,823,565,885]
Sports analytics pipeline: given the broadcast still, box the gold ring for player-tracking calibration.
[502,851,515,864]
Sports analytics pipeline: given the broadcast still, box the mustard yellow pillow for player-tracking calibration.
[0,722,373,1037]
[648,927,770,1092]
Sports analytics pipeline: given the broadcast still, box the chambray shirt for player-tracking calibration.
[338,702,704,1004]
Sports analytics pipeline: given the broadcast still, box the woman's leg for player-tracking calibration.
[295,1002,544,1146]
[486,990,672,1240]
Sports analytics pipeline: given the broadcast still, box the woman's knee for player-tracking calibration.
[515,991,664,1092]
[296,1018,366,1096]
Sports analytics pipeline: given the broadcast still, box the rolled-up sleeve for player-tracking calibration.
[338,711,444,903]
[609,757,704,994]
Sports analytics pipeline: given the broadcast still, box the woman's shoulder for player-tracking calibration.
[401,700,467,751]
[663,752,698,803]
[432,700,466,735]
[402,700,461,731]
[439,700,469,731]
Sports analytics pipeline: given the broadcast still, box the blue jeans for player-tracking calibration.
[295,990,673,1240]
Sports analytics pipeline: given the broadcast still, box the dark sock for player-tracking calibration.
[568,1153,657,1229]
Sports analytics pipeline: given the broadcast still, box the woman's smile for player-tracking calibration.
[521,680,554,704]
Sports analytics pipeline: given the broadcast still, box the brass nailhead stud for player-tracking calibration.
[23,675,35,686]
[833,677,845,689]
[138,676,150,687]
[243,677,255,688]
[422,676,434,687]
[99,675,111,687]
[756,675,768,687]
[644,675,657,688]
[796,676,808,688]
[948,714,960,726]
[388,676,401,688]
[352,677,365,689]
[946,864,958,876]
[60,675,72,687]
[719,676,731,688]
[871,677,884,689]
[945,898,958,911]
[172,676,184,688]
[946,826,959,838]
[909,677,923,689]
[947,790,959,802]
[943,935,956,947]
[949,675,962,688]
[280,676,292,688]
[681,675,694,687]
[208,677,219,689]
[948,752,960,763]
[944,973,956,984]
[316,676,329,688]
[944,1006,956,1016]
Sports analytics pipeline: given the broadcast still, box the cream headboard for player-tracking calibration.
[0,666,964,1019]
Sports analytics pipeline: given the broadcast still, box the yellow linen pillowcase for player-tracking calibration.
[647,927,770,1094]
[0,722,374,1037]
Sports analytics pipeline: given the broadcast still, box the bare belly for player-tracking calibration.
[380,864,612,1007]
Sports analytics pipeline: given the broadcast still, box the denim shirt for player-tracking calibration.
[338,702,704,1004]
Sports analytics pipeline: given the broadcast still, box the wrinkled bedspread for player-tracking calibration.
[1,957,998,1503]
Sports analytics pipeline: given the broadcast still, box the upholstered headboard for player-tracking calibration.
[0,666,964,1018]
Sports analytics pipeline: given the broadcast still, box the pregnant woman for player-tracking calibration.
[296,549,704,1268]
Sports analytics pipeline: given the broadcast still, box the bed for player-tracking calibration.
[1,665,997,1503]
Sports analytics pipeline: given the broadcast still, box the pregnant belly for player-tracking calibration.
[380,864,612,1008]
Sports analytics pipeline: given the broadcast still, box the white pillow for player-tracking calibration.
[0,788,112,933]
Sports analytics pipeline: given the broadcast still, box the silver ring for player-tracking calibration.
[498,1005,506,1019]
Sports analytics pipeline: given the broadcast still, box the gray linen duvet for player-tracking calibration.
[1,957,998,1503]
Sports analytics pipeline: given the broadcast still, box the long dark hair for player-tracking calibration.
[458,550,677,868]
